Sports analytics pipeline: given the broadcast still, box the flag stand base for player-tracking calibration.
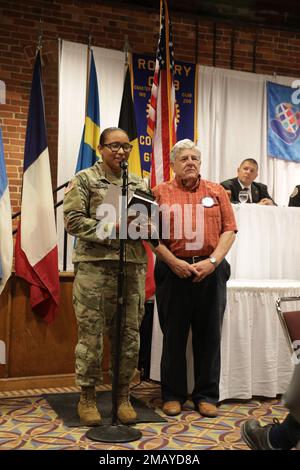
[86,424,142,443]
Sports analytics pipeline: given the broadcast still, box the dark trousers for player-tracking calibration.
[138,301,154,380]
[154,258,230,405]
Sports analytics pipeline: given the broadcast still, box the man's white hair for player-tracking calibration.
[170,139,201,163]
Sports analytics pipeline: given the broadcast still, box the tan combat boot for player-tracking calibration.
[117,386,137,424]
[78,386,102,426]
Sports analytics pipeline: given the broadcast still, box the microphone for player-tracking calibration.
[119,157,128,169]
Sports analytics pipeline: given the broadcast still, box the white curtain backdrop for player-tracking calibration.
[197,65,300,207]
[57,40,125,270]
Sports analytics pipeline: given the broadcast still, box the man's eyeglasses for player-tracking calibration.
[103,142,133,153]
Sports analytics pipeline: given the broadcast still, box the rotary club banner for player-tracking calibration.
[267,81,300,163]
[132,53,196,176]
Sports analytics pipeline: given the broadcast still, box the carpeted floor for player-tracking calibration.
[0,381,288,450]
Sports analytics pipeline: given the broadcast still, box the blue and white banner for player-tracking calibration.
[0,127,13,294]
[133,53,196,176]
[267,81,300,163]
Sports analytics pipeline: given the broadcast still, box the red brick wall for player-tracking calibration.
[1,0,300,219]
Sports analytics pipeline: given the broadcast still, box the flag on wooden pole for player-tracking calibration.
[118,59,142,177]
[75,49,101,172]
[15,51,60,323]
[147,0,177,187]
[0,127,13,295]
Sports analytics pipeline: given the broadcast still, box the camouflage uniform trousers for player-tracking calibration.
[73,260,146,387]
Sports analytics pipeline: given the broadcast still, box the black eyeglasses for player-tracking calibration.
[103,142,133,153]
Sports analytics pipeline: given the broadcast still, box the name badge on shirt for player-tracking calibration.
[201,196,214,207]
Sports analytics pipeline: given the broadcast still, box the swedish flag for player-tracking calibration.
[75,50,101,172]
[118,62,142,177]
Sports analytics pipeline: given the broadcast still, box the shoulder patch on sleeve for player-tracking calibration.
[290,186,299,199]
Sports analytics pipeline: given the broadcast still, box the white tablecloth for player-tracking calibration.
[228,205,300,279]
[219,280,299,400]
[150,280,299,400]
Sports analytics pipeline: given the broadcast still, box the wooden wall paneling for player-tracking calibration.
[0,273,112,391]
[8,274,77,377]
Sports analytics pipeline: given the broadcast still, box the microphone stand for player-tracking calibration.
[86,160,142,443]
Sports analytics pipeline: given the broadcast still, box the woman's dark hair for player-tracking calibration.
[99,127,129,145]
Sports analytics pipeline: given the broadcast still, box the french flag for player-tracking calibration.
[15,51,60,323]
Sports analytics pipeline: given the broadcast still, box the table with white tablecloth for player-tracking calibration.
[150,205,300,400]
[227,204,300,280]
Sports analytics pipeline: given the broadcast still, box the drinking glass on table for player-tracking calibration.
[238,190,249,204]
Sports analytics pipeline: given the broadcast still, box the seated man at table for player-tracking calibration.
[221,158,276,205]
[288,185,300,207]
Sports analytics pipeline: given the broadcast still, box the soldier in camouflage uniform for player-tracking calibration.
[64,127,148,426]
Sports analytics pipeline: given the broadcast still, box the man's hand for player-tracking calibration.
[169,259,198,279]
[191,259,215,282]
[258,198,274,206]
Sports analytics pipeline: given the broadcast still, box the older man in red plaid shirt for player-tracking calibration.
[153,139,237,418]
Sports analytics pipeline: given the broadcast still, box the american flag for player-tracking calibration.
[147,0,176,187]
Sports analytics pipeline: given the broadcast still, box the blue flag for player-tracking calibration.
[0,127,13,293]
[75,50,101,172]
[267,81,300,162]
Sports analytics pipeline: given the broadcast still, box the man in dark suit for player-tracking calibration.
[221,158,276,205]
[288,185,300,207]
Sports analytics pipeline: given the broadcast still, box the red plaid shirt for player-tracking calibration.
[153,177,237,257]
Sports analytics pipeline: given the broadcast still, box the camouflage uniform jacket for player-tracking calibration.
[63,161,148,264]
